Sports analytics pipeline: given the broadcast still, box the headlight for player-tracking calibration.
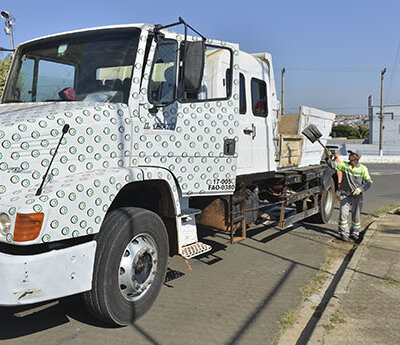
[0,213,11,235]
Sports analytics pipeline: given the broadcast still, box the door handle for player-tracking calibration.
[251,123,256,139]
[244,124,256,139]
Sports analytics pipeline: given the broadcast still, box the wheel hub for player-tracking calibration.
[324,186,333,214]
[118,233,158,301]
[134,251,153,284]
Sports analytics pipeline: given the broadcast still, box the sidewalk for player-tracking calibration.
[309,211,400,345]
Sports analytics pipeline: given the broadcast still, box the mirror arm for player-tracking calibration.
[178,17,206,41]
[153,17,207,43]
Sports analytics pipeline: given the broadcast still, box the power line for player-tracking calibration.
[279,67,384,73]
[276,67,400,75]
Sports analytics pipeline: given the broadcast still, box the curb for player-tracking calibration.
[333,221,377,299]
[307,220,378,344]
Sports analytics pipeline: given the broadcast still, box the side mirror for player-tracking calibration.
[183,41,205,93]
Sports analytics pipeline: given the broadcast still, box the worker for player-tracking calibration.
[326,149,373,242]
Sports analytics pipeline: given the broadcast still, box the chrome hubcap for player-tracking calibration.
[118,233,158,301]
[324,186,333,214]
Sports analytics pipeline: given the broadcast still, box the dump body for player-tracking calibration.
[278,106,335,167]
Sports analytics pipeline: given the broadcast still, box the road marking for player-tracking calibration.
[370,171,400,176]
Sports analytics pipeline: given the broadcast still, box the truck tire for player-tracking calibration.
[83,207,168,326]
[313,177,335,223]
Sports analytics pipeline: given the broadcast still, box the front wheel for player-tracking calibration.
[83,207,168,326]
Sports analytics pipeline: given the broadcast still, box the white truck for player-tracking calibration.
[0,19,336,325]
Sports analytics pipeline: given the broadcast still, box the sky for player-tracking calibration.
[1,0,400,115]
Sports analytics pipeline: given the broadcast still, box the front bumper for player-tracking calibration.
[0,241,96,306]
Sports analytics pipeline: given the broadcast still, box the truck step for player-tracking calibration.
[181,242,212,259]
[179,208,202,217]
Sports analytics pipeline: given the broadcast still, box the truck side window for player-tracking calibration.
[251,78,268,117]
[148,40,178,104]
[239,73,246,114]
[12,56,34,102]
[181,45,232,102]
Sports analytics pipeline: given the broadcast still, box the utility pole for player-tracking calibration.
[1,10,14,50]
[281,67,285,115]
[379,68,386,157]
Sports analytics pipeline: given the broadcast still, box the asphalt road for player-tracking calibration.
[1,164,399,345]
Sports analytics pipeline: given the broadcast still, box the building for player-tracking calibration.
[328,96,400,156]
[368,95,400,147]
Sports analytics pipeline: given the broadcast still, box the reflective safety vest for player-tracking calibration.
[332,161,373,195]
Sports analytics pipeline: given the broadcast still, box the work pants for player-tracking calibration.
[338,194,363,236]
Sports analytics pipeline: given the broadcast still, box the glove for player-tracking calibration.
[325,154,335,162]
[352,188,362,196]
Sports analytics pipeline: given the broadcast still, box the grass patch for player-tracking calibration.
[271,310,298,345]
[322,323,335,331]
[330,310,346,324]
[383,277,400,287]
[322,310,346,332]
[301,272,328,298]
[301,248,340,299]
[279,310,298,328]
[361,203,400,227]
[320,248,341,271]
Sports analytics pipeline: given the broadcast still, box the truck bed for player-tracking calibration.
[278,106,335,169]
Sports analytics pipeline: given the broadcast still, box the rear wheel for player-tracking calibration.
[295,177,335,224]
[83,207,168,326]
[313,177,335,223]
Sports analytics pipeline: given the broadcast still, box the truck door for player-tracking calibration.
[135,30,240,196]
[236,53,270,175]
[250,77,270,172]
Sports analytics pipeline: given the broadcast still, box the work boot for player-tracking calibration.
[351,231,360,242]
[339,232,354,243]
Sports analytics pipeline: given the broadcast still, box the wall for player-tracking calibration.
[368,95,400,146]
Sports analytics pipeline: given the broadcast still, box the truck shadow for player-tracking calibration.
[195,218,340,264]
[0,301,70,340]
[0,266,187,340]
[0,295,119,340]
[194,221,297,265]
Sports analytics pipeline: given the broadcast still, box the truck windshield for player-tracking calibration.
[3,28,140,104]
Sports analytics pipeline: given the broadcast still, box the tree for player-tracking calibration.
[0,54,12,98]
[331,125,357,138]
[331,124,369,139]
[352,125,369,139]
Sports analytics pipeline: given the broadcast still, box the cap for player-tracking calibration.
[347,149,362,158]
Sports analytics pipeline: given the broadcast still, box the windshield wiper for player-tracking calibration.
[36,124,70,196]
